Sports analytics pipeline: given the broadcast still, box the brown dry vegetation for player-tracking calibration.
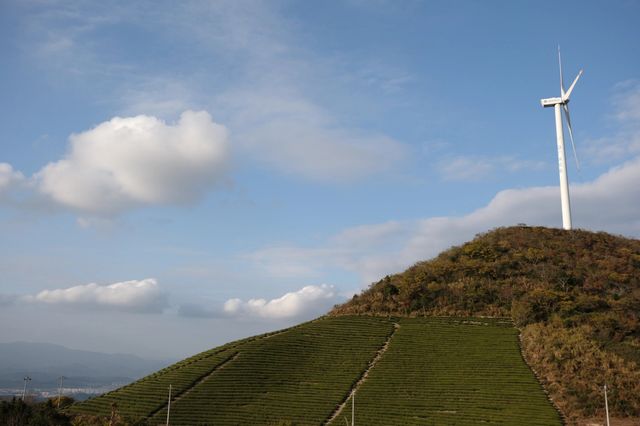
[330,226,640,422]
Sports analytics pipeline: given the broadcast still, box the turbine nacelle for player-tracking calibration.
[540,97,564,107]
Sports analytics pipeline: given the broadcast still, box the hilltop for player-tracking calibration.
[331,226,640,422]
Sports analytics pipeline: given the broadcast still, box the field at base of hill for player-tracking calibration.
[69,316,560,425]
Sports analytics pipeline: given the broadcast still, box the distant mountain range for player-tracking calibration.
[0,341,170,393]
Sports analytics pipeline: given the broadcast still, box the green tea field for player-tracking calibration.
[330,318,562,425]
[70,316,561,425]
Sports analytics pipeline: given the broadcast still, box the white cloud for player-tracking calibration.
[223,284,339,319]
[437,156,495,181]
[24,278,168,313]
[612,80,640,123]
[584,132,640,164]
[225,90,407,182]
[246,246,341,279]
[34,110,229,215]
[0,163,24,193]
[246,222,410,283]
[248,157,640,286]
[584,80,640,164]
[401,157,640,263]
[437,155,546,182]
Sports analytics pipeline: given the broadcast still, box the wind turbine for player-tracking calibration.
[540,47,583,230]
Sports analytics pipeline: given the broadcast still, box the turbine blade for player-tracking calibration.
[558,46,565,97]
[563,104,580,170]
[563,69,583,101]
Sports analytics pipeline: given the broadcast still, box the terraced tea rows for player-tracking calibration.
[71,316,561,425]
[68,333,262,419]
[71,316,394,424]
[151,316,394,425]
[330,318,562,426]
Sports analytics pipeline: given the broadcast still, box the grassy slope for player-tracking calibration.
[71,316,394,425]
[69,342,240,419]
[149,316,393,425]
[332,318,561,426]
[71,317,559,425]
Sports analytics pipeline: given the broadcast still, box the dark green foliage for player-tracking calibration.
[0,398,71,426]
[333,227,640,333]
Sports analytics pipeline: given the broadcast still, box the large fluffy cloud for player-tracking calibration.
[34,110,229,215]
[248,157,640,286]
[222,284,339,319]
[24,278,167,313]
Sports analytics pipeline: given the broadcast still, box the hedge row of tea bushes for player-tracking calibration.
[68,326,303,420]
[69,346,238,420]
[70,316,394,425]
[330,317,562,426]
[149,316,394,425]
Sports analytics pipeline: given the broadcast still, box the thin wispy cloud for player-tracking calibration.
[227,90,407,181]
[436,155,546,182]
[584,80,640,163]
[612,80,640,123]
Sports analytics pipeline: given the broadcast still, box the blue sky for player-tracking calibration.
[1,0,640,359]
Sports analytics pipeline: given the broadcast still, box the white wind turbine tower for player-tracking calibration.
[540,47,583,230]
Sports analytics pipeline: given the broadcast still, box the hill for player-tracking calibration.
[67,226,640,425]
[332,226,640,423]
[69,316,560,425]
